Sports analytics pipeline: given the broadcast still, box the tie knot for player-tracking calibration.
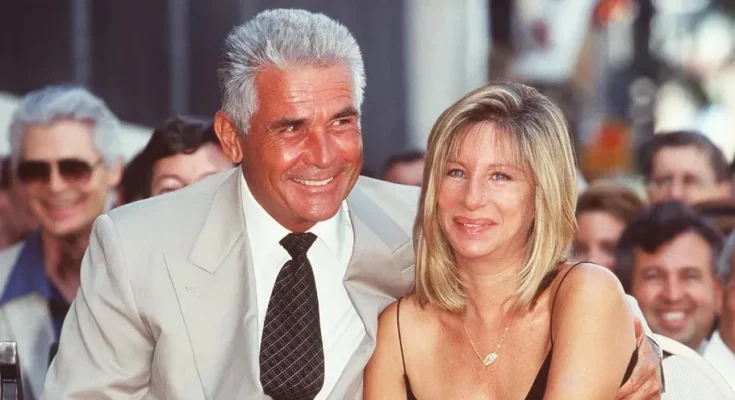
[280,232,317,259]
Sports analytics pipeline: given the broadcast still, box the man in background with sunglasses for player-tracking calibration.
[0,85,123,400]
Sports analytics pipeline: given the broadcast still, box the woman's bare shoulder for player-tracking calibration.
[544,265,637,399]
[379,294,443,339]
[380,293,436,322]
[555,261,624,296]
[551,261,631,327]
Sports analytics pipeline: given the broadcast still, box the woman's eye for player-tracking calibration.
[491,172,510,181]
[447,169,465,178]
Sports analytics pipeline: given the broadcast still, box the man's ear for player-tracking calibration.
[714,277,724,315]
[108,156,124,188]
[214,111,244,164]
[718,181,732,198]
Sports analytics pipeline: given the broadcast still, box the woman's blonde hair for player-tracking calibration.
[413,81,578,311]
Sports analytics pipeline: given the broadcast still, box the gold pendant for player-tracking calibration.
[482,352,498,366]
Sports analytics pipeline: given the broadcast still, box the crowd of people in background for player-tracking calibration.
[573,129,735,389]
[1,7,735,398]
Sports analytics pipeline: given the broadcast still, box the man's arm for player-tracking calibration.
[42,215,153,399]
[624,296,662,358]
[616,295,664,400]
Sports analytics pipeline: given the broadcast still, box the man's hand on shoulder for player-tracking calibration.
[616,317,663,400]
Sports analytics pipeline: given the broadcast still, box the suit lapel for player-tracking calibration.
[329,184,415,399]
[166,169,262,399]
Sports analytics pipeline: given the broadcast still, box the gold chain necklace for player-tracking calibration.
[462,318,511,367]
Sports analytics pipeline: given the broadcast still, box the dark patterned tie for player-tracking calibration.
[259,232,325,400]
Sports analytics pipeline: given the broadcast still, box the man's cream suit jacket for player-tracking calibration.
[42,168,419,399]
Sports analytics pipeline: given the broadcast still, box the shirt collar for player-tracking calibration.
[0,230,64,306]
[240,174,347,256]
[704,330,735,361]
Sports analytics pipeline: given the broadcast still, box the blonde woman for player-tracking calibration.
[365,82,639,399]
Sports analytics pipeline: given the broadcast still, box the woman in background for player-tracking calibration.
[573,182,645,272]
[117,115,234,205]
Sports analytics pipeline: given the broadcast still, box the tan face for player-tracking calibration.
[437,123,535,268]
[214,64,363,232]
[384,159,425,186]
[647,146,730,205]
[573,211,626,271]
[150,143,233,197]
[20,120,121,237]
[631,231,721,349]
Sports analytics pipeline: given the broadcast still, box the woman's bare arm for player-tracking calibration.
[544,263,637,399]
[363,301,409,399]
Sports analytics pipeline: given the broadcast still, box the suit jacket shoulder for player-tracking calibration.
[95,169,241,327]
[104,168,234,258]
[108,168,231,231]
[352,176,420,237]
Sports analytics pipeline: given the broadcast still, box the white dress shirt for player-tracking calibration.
[703,330,735,390]
[241,176,365,399]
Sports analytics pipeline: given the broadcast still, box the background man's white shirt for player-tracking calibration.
[703,330,735,390]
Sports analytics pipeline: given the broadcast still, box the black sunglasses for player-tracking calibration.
[16,158,103,185]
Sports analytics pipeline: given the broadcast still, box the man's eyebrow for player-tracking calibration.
[268,107,358,131]
[269,117,308,131]
[331,106,359,120]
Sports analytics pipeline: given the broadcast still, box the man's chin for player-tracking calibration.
[43,218,92,240]
[297,203,344,222]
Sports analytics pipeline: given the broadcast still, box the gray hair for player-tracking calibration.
[9,85,122,167]
[717,231,735,285]
[217,8,365,134]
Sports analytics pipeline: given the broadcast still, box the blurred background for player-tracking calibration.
[1,0,734,181]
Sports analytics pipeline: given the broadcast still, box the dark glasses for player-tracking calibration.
[16,158,103,185]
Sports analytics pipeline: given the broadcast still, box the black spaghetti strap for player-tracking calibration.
[549,262,585,346]
[397,297,408,375]
[397,298,417,399]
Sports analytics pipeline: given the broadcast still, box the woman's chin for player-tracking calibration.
[453,246,496,264]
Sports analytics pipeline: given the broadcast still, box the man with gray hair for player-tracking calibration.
[0,85,123,399]
[703,231,735,389]
[44,9,662,399]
